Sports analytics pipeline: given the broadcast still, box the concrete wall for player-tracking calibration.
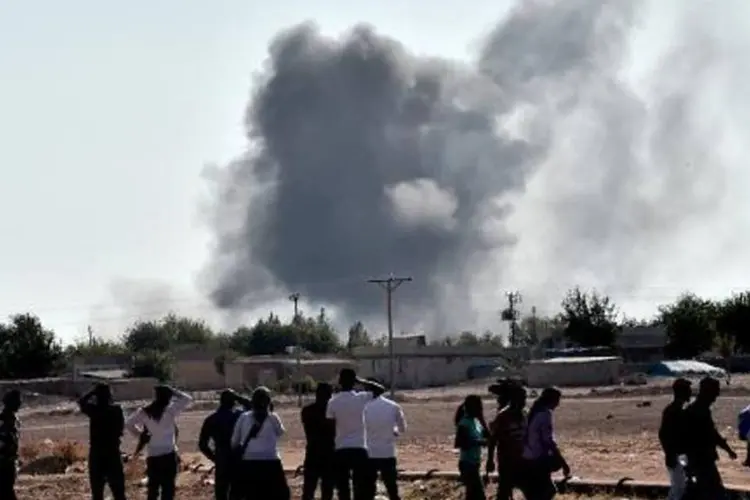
[355,355,509,389]
[525,357,622,387]
[224,357,355,390]
[0,376,158,401]
[173,359,225,391]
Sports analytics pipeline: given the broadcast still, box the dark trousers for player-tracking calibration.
[690,461,725,500]
[234,459,290,500]
[458,461,486,500]
[334,448,370,500]
[89,452,126,500]
[0,460,17,500]
[518,459,556,500]
[302,453,334,500]
[214,459,232,500]
[495,464,519,500]
[146,452,179,500]
[368,457,400,500]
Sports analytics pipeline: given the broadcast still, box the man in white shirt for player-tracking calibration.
[326,368,384,500]
[364,382,406,500]
[125,385,193,500]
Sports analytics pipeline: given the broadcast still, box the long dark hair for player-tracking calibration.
[143,386,172,422]
[455,395,483,426]
[528,387,561,424]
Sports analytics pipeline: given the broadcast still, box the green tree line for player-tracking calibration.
[2,287,750,380]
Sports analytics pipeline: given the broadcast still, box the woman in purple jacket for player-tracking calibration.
[519,388,570,500]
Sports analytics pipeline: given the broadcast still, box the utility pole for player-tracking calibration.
[87,325,94,347]
[503,291,522,347]
[367,274,412,398]
[288,292,303,408]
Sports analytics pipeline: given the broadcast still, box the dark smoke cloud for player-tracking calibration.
[204,0,736,331]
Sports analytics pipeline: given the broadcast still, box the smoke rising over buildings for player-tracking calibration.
[203,0,750,333]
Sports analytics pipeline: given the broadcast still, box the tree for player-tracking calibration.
[0,313,64,379]
[123,314,215,353]
[130,349,174,382]
[560,287,620,347]
[658,292,716,359]
[347,321,372,349]
[715,292,750,353]
[229,311,341,356]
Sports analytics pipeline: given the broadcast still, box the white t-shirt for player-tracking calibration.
[125,390,193,457]
[364,396,407,459]
[326,391,373,450]
[230,411,285,460]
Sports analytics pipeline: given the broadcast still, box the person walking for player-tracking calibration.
[125,385,193,500]
[78,383,127,500]
[0,390,21,500]
[301,383,335,500]
[659,378,691,500]
[230,387,289,500]
[486,383,527,500]
[683,376,736,499]
[455,395,488,500]
[326,368,384,500]
[363,380,407,500]
[519,387,570,500]
[198,389,253,500]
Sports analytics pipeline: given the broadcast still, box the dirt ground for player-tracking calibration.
[12,377,750,498]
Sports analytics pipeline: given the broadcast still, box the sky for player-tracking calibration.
[2,0,750,343]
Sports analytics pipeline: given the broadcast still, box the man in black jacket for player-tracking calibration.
[683,376,737,499]
[658,378,691,500]
[0,390,22,500]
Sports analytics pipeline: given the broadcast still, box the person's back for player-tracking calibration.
[492,406,526,465]
[683,399,719,466]
[84,403,125,456]
[302,401,334,457]
[204,407,242,459]
[327,390,372,450]
[363,396,405,459]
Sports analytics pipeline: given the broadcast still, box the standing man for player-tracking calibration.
[301,382,335,500]
[198,389,252,500]
[486,382,527,500]
[78,383,127,500]
[658,378,691,500]
[683,376,737,499]
[326,368,384,500]
[363,379,406,500]
[0,390,21,500]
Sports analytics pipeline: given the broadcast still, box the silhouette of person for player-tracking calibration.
[455,394,489,500]
[301,382,335,500]
[78,383,127,500]
[683,376,736,499]
[0,390,21,500]
[658,378,691,500]
[487,382,527,500]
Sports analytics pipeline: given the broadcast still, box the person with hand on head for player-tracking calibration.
[683,376,736,499]
[125,385,193,500]
[78,383,127,500]
[455,394,488,500]
[0,390,21,500]
[198,389,252,500]
[301,382,335,500]
[659,378,691,500]
[519,387,569,500]
[326,368,385,500]
[363,378,407,500]
[230,386,289,500]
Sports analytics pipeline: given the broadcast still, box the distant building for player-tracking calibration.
[352,341,528,389]
[525,356,623,387]
[616,325,667,363]
[224,356,355,390]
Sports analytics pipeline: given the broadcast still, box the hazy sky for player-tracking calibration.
[3,0,750,343]
[0,0,515,342]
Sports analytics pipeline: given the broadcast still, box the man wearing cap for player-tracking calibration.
[658,378,691,500]
[198,389,253,500]
[0,389,21,500]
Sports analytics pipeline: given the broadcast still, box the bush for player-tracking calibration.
[130,350,174,382]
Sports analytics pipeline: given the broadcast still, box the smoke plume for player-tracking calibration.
[203,0,750,332]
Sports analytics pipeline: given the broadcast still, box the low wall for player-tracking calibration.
[0,376,158,402]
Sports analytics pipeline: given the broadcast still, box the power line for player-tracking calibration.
[367,274,412,398]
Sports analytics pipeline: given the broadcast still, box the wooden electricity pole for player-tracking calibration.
[367,275,412,398]
[288,292,302,407]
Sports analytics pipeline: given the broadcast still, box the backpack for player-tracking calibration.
[737,404,750,441]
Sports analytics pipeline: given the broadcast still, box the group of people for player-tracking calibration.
[0,368,743,500]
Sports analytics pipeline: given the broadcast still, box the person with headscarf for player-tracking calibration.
[125,385,193,500]
[78,383,127,500]
[519,387,569,500]
[455,394,489,500]
[301,382,335,500]
[0,389,21,500]
[487,382,527,500]
[230,386,289,500]
[198,389,252,500]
